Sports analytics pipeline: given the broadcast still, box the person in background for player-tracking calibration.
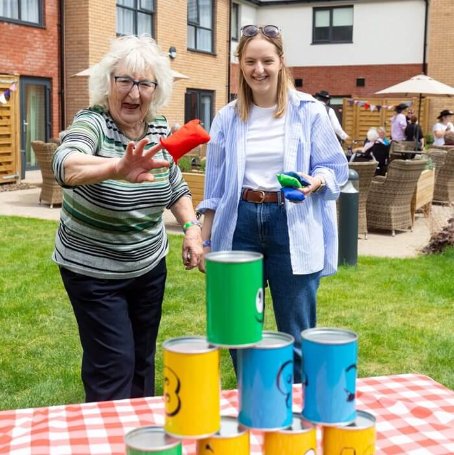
[405,115,425,150]
[351,127,389,175]
[197,24,349,383]
[390,103,408,141]
[432,109,454,146]
[376,126,390,146]
[51,35,203,402]
[314,90,350,142]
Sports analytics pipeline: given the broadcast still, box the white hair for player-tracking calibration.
[89,35,173,122]
[366,127,379,142]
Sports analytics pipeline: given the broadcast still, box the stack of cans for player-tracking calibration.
[125,251,376,454]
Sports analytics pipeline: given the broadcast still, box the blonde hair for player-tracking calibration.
[235,33,293,122]
[89,35,173,122]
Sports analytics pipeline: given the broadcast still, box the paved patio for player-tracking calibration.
[1,171,452,258]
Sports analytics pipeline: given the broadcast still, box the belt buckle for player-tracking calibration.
[256,190,266,203]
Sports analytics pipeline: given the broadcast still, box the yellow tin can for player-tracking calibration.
[196,416,249,454]
[163,336,220,439]
[323,410,376,455]
[264,413,316,455]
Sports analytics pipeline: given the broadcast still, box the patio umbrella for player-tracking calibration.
[375,74,454,97]
[375,74,454,147]
[72,66,190,81]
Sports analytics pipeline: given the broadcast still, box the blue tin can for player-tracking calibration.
[237,331,294,431]
[301,327,358,425]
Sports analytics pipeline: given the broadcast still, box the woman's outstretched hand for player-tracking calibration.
[115,138,169,183]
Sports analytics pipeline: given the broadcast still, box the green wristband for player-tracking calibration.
[183,220,202,233]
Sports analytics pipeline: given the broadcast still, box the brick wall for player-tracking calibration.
[64,0,116,126]
[231,63,422,100]
[426,0,454,128]
[64,0,230,130]
[0,0,61,137]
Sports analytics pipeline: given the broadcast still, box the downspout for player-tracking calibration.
[422,0,429,74]
[59,0,66,131]
[227,0,232,103]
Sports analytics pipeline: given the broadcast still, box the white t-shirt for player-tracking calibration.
[243,104,285,190]
[432,121,454,146]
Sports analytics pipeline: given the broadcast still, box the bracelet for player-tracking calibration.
[312,176,326,193]
[202,239,212,248]
[182,220,202,233]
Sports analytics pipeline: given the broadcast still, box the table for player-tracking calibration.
[0,374,453,454]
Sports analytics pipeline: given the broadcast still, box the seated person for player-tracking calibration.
[351,128,390,175]
[377,126,390,146]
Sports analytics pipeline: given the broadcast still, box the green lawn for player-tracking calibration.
[0,215,453,411]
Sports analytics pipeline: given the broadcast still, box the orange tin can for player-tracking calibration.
[163,336,220,439]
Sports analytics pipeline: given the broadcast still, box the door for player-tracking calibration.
[20,77,51,170]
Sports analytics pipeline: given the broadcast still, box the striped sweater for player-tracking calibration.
[52,107,190,279]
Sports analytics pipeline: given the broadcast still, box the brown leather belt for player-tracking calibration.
[241,188,283,204]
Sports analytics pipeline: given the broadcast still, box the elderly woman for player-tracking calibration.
[52,35,203,402]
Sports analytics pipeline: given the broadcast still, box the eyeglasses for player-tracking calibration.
[240,25,280,38]
[114,76,158,93]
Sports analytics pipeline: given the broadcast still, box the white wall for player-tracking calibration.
[232,0,425,67]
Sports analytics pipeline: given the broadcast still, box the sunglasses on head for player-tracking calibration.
[240,25,280,38]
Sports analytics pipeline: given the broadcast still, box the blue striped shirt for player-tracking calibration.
[197,90,349,276]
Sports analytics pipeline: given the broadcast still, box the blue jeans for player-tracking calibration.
[232,199,321,383]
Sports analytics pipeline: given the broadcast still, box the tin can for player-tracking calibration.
[205,251,264,347]
[323,410,376,454]
[163,336,220,439]
[196,416,249,454]
[264,413,316,455]
[301,327,358,425]
[238,331,294,430]
[125,426,182,455]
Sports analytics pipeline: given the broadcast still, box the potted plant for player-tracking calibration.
[178,147,206,208]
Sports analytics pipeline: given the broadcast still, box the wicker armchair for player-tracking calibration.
[426,148,447,181]
[31,141,62,208]
[348,161,378,239]
[366,159,428,236]
[428,146,454,204]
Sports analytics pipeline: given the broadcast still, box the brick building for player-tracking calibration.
[1,0,453,180]
[230,0,454,138]
[0,0,230,180]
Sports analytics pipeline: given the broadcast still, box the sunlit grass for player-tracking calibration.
[0,215,453,410]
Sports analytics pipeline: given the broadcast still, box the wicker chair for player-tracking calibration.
[366,159,428,236]
[31,141,63,208]
[428,146,454,205]
[348,161,378,239]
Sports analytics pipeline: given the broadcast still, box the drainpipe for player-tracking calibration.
[422,0,429,75]
[227,0,232,103]
[59,0,66,131]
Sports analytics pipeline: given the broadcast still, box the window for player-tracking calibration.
[185,90,214,132]
[0,0,42,25]
[117,0,154,37]
[188,0,214,53]
[231,3,239,41]
[313,6,353,44]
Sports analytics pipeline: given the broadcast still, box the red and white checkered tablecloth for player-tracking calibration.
[0,374,453,454]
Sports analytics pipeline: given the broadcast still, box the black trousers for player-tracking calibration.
[60,259,167,402]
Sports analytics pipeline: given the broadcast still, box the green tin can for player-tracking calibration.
[205,251,264,347]
[125,426,182,454]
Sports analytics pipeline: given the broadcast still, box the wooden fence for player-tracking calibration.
[341,97,431,145]
[0,75,20,184]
